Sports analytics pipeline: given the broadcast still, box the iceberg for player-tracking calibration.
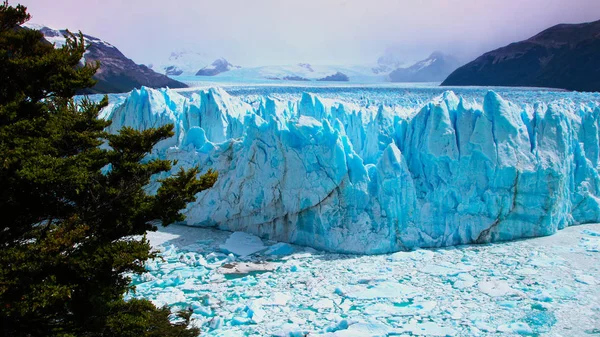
[103,86,600,253]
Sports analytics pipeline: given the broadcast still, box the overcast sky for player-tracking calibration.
[18,0,600,67]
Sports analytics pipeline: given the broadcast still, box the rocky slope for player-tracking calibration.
[26,24,187,94]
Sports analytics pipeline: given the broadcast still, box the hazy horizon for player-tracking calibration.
[18,0,600,67]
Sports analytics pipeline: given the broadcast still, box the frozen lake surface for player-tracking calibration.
[128,223,600,336]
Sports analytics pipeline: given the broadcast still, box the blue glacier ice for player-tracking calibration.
[102,86,600,253]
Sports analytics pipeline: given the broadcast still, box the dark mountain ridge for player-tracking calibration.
[442,20,600,92]
[30,25,187,94]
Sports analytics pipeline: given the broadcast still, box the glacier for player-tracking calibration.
[102,85,600,254]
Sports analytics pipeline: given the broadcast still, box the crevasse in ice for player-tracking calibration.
[103,86,600,253]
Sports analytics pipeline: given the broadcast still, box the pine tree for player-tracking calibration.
[0,2,217,336]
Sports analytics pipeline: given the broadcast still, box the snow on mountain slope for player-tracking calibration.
[195,58,240,76]
[209,63,387,82]
[152,50,238,76]
[372,52,408,74]
[389,52,461,82]
[153,50,213,76]
[103,87,600,253]
[24,22,111,55]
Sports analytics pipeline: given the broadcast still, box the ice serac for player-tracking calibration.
[104,87,600,254]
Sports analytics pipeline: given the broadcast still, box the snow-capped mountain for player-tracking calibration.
[389,52,461,82]
[152,50,238,77]
[372,52,406,74]
[196,58,240,76]
[206,63,388,82]
[24,23,187,94]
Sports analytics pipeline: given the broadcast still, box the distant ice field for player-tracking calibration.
[90,82,600,114]
[173,80,600,106]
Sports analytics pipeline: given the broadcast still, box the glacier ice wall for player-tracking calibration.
[103,86,600,253]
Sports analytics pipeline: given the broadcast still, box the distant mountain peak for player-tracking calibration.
[389,52,460,82]
[298,63,314,72]
[196,58,240,76]
[154,50,237,77]
[428,51,448,59]
[372,53,405,75]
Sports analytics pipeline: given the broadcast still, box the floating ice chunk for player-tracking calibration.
[264,242,295,256]
[515,268,538,276]
[320,321,392,337]
[218,262,275,275]
[339,281,420,299]
[497,322,533,335]
[555,286,576,300]
[400,320,456,336]
[478,280,516,297]
[313,298,335,310]
[244,302,266,323]
[422,263,475,276]
[219,232,266,257]
[365,300,436,316]
[580,237,600,252]
[453,273,476,289]
[575,274,597,285]
[474,320,496,332]
[231,316,251,326]
[208,316,223,330]
[388,249,435,262]
[324,319,350,333]
[529,290,553,302]
[273,324,307,337]
[259,292,291,306]
[190,302,212,317]
[449,309,463,320]
[582,229,600,237]
[140,272,156,282]
[152,287,186,307]
[527,252,565,267]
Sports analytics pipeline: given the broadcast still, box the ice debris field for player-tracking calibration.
[127,223,600,336]
[101,84,600,253]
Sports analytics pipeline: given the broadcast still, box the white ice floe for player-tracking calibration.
[478,280,517,297]
[219,232,266,256]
